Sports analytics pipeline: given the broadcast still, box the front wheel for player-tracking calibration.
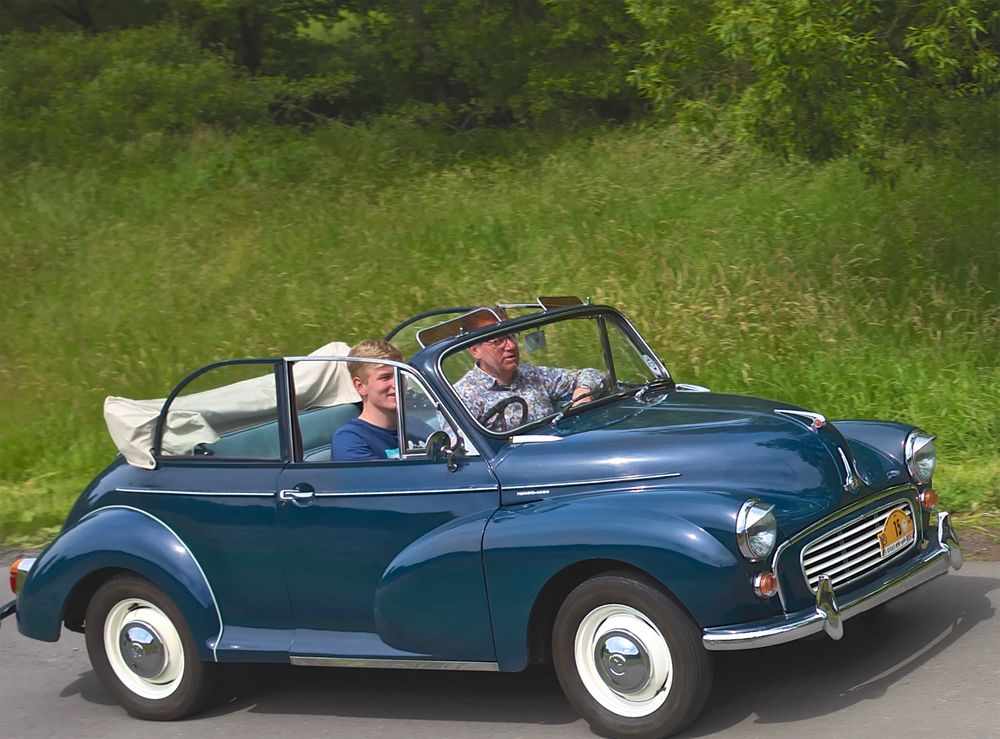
[552,572,712,738]
[85,574,216,720]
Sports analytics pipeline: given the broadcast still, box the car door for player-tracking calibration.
[129,359,295,659]
[275,359,500,664]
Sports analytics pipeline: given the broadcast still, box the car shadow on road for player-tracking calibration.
[678,571,998,737]
[205,663,579,726]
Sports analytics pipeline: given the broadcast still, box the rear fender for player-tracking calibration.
[16,506,222,661]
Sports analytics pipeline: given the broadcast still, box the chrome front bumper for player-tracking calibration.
[703,511,963,651]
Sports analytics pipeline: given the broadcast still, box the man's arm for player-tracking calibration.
[532,364,604,402]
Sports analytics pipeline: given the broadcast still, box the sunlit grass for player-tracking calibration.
[0,122,997,541]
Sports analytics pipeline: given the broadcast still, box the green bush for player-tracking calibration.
[0,25,275,164]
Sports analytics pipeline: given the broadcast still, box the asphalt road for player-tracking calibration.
[2,563,998,739]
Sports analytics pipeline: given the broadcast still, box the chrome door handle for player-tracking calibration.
[279,488,315,501]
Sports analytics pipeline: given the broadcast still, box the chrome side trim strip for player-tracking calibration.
[313,486,498,498]
[77,505,225,662]
[290,656,499,671]
[507,472,681,492]
[117,487,274,498]
[770,484,916,609]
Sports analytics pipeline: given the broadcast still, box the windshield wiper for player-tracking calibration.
[634,376,675,403]
[550,376,674,426]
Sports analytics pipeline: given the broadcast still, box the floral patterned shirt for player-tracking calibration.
[454,362,604,430]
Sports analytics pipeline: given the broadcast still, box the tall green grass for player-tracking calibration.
[1,122,997,541]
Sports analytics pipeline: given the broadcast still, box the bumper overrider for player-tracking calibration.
[703,511,963,651]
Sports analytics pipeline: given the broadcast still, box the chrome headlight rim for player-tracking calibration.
[736,498,777,562]
[904,429,936,484]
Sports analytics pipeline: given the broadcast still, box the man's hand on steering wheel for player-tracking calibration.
[480,395,529,432]
[570,384,602,406]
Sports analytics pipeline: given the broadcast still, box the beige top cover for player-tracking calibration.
[104,342,360,468]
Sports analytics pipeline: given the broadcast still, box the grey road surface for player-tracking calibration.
[1,563,998,739]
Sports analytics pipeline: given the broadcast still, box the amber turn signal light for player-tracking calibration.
[919,488,939,511]
[9,558,22,594]
[753,572,778,598]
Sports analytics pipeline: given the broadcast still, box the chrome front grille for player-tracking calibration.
[801,501,917,592]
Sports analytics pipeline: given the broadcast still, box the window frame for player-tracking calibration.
[436,308,670,439]
[284,356,479,465]
[153,358,289,464]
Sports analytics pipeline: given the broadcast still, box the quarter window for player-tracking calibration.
[158,361,281,460]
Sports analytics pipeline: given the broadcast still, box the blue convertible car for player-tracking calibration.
[2,298,962,737]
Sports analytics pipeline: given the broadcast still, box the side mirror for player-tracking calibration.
[425,430,459,472]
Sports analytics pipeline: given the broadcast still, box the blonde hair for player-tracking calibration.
[348,339,403,380]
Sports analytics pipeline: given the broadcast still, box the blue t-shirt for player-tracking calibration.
[331,418,401,461]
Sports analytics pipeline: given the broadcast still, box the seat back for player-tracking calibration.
[205,402,360,459]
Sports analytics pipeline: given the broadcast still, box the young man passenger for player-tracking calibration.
[331,340,406,461]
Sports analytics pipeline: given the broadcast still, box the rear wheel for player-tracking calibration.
[552,572,712,738]
[85,574,216,720]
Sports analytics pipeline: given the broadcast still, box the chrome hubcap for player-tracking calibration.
[574,604,673,718]
[595,630,651,694]
[119,620,167,679]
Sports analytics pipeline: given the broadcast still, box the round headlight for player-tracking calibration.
[736,499,777,562]
[905,431,936,484]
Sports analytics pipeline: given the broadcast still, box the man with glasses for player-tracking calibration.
[454,310,604,431]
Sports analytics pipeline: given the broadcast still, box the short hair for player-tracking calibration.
[348,339,403,380]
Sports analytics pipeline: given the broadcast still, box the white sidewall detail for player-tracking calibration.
[573,603,674,718]
[103,597,185,700]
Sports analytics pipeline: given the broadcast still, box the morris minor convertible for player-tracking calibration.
[2,297,963,738]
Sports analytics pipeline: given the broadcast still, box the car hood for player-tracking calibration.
[491,391,896,536]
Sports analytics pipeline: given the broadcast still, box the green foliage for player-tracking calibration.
[0,121,997,541]
[2,1,997,158]
[0,0,170,33]
[337,0,645,125]
[0,25,275,164]
[627,0,1000,162]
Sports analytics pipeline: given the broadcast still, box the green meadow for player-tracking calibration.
[1,123,997,544]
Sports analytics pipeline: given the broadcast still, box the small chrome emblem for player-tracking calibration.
[775,409,826,430]
[515,489,550,497]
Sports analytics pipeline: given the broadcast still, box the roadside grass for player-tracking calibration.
[0,122,997,541]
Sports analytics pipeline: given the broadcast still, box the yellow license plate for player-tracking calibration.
[878,507,916,558]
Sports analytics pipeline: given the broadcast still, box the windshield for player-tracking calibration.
[442,312,664,434]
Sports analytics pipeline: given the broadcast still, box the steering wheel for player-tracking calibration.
[480,396,529,432]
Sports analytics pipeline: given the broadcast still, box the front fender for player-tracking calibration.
[373,509,496,661]
[483,490,781,671]
[16,506,222,660]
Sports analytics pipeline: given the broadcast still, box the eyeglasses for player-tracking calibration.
[483,333,518,348]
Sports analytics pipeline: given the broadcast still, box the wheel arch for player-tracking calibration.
[16,506,222,660]
[63,567,130,632]
[525,559,700,666]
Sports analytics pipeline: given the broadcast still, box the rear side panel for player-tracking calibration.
[16,507,221,660]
